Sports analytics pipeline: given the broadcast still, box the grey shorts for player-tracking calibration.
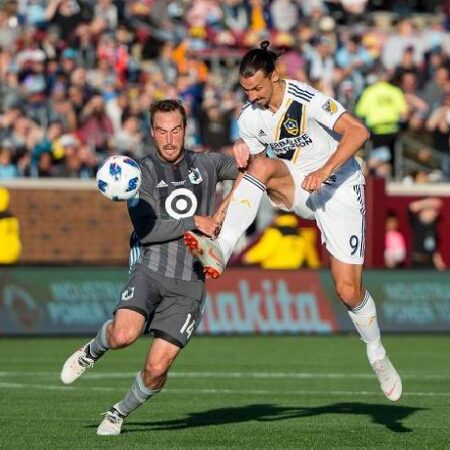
[115,264,206,348]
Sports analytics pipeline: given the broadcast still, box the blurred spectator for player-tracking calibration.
[384,210,406,268]
[425,90,450,153]
[45,0,85,41]
[335,33,373,95]
[270,0,299,32]
[420,66,450,113]
[306,35,336,95]
[381,17,422,74]
[408,197,446,270]
[356,72,408,177]
[78,94,114,154]
[114,116,145,158]
[0,187,22,264]
[397,70,429,131]
[0,139,20,178]
[241,212,321,269]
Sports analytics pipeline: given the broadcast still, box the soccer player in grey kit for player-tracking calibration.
[60,99,239,435]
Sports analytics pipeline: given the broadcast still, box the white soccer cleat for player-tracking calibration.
[183,231,226,279]
[97,407,124,436]
[60,339,97,385]
[371,355,402,401]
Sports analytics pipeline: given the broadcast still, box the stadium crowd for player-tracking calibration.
[0,0,450,182]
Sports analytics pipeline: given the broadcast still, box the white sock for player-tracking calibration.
[348,291,386,364]
[217,173,266,262]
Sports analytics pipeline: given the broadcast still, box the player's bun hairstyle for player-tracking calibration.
[239,41,280,78]
[150,99,187,128]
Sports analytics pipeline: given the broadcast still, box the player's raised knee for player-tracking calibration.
[108,328,139,349]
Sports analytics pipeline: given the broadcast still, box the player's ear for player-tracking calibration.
[270,70,280,83]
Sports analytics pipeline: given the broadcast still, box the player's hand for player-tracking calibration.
[301,168,333,193]
[233,138,250,169]
[193,215,221,238]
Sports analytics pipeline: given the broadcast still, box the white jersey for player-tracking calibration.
[238,79,364,186]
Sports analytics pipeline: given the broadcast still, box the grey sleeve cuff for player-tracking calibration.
[181,216,196,231]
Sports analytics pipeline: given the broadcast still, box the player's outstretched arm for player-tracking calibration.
[302,113,369,193]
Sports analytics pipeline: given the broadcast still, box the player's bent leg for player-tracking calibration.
[329,256,402,401]
[61,310,144,385]
[107,308,146,349]
[185,159,295,278]
[60,319,112,385]
[97,337,181,436]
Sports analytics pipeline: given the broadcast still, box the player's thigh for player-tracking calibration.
[314,184,366,265]
[114,264,162,335]
[112,308,146,342]
[149,278,206,348]
[266,160,315,219]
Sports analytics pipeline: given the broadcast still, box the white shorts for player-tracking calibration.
[271,161,366,265]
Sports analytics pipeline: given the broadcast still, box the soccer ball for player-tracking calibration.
[96,155,141,201]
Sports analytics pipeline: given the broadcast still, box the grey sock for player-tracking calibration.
[88,319,112,359]
[115,371,161,416]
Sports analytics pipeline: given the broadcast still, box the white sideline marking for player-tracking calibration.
[0,382,449,397]
[0,371,449,380]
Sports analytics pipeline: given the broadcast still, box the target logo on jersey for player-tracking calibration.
[165,188,198,219]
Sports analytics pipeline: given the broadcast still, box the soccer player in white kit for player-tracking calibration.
[185,41,402,402]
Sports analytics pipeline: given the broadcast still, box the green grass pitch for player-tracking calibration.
[1,335,449,449]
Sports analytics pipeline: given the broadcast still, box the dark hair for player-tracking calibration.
[239,41,280,78]
[149,99,187,128]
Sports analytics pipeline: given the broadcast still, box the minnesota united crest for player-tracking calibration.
[188,167,203,184]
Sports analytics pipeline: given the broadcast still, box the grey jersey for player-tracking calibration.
[128,149,238,282]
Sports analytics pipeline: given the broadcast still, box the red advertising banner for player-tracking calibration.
[198,269,338,334]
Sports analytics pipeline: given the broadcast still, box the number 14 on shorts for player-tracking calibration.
[180,314,196,338]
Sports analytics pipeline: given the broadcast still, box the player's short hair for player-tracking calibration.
[150,99,187,128]
[239,40,280,78]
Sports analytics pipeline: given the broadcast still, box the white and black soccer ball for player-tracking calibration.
[96,155,141,201]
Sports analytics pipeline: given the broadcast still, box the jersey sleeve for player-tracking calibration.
[238,109,266,155]
[207,153,239,181]
[308,90,347,131]
[127,165,195,245]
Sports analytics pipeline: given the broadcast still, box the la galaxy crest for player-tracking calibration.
[283,117,299,136]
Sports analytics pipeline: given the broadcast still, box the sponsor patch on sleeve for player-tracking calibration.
[321,99,338,114]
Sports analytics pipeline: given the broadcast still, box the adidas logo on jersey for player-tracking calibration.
[258,129,267,137]
[156,180,168,188]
